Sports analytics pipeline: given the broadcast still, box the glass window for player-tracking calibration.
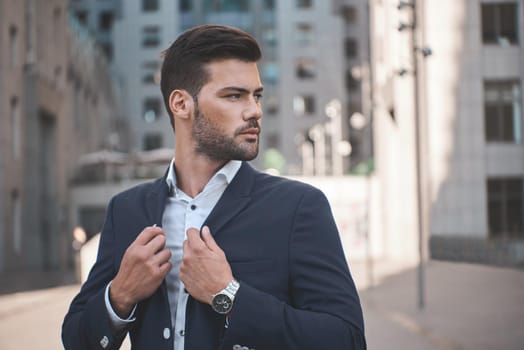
[12,190,22,253]
[11,97,20,159]
[262,63,280,85]
[295,58,315,79]
[9,25,18,67]
[143,97,162,123]
[487,177,523,238]
[345,38,358,58]
[341,5,357,23]
[101,43,113,61]
[295,23,314,47]
[293,95,316,115]
[264,95,279,115]
[98,11,113,32]
[481,2,518,45]
[297,0,312,8]
[143,133,163,150]
[203,0,249,12]
[75,10,88,26]
[264,0,275,10]
[142,61,160,84]
[180,0,192,12]
[346,70,359,91]
[142,26,161,47]
[142,0,159,12]
[484,80,522,143]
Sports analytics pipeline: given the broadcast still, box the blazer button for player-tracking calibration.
[163,328,171,339]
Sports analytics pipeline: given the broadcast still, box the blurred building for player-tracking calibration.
[371,0,524,266]
[68,0,375,175]
[0,0,125,274]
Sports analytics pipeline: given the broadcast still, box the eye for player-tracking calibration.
[226,94,241,100]
[254,93,263,102]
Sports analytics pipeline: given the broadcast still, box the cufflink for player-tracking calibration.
[100,335,109,348]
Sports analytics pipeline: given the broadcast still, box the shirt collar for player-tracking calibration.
[166,159,242,195]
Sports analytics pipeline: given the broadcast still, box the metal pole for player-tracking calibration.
[411,0,425,309]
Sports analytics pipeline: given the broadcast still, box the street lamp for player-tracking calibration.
[398,0,432,310]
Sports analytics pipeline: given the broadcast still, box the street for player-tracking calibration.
[1,260,523,350]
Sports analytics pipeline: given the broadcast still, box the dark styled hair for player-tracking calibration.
[160,24,262,128]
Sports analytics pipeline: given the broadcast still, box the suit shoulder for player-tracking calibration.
[111,177,163,203]
[253,170,323,197]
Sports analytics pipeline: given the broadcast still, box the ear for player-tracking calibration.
[168,89,194,121]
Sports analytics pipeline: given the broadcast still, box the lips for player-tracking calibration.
[240,128,260,135]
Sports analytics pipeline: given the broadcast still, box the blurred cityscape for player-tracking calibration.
[0,0,523,349]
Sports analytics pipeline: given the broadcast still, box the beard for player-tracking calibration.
[192,106,260,162]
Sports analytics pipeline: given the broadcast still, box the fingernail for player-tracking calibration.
[152,224,157,227]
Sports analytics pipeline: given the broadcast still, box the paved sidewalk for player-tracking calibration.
[355,260,524,350]
[0,260,522,350]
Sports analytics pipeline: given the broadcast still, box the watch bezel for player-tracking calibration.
[211,293,233,314]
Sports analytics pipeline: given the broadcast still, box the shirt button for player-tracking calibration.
[179,329,185,337]
[163,328,171,339]
[190,204,197,210]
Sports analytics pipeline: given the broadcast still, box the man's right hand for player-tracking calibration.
[109,226,172,318]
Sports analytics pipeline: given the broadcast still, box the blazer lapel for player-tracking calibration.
[144,169,170,227]
[204,162,256,236]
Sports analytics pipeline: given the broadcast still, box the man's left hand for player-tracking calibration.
[180,225,233,305]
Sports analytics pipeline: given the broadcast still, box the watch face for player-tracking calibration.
[212,294,233,314]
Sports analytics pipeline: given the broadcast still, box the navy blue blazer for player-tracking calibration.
[62,162,365,350]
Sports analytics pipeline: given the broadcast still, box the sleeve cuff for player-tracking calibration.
[104,281,137,331]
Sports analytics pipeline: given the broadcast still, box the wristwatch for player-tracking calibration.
[211,279,240,315]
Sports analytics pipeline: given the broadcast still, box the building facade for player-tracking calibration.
[371,0,524,265]
[71,0,372,175]
[0,0,124,274]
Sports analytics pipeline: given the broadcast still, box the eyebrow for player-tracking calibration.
[218,86,264,94]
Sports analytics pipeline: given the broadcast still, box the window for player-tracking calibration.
[296,23,314,47]
[101,43,113,61]
[143,97,162,123]
[142,26,161,47]
[9,25,18,67]
[262,63,279,85]
[297,0,312,8]
[346,70,359,91]
[142,0,159,12]
[481,2,518,45]
[143,133,163,150]
[293,95,316,115]
[12,190,22,253]
[265,95,279,115]
[487,177,523,238]
[341,5,357,23]
[262,27,277,47]
[345,38,358,58]
[98,11,113,32]
[484,80,522,143]
[296,58,316,79]
[75,10,88,26]
[180,0,192,12]
[264,0,275,10]
[204,0,249,12]
[11,97,20,159]
[142,61,160,84]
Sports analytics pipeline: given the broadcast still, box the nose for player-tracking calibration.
[243,96,262,121]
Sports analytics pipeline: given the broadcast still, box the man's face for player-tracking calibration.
[192,59,263,162]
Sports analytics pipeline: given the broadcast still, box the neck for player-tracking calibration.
[174,146,228,198]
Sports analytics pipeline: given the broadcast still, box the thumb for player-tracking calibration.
[201,226,221,252]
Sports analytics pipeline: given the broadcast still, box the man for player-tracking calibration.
[62,24,365,350]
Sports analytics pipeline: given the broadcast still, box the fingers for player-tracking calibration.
[134,225,164,246]
[186,227,205,250]
[201,226,221,252]
[151,247,171,266]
